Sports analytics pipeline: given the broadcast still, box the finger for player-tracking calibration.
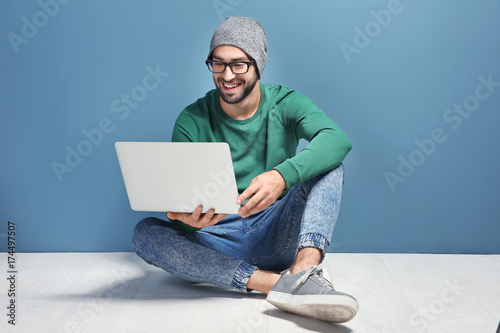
[168,206,203,227]
[191,205,203,220]
[240,201,265,218]
[199,209,216,226]
[239,193,257,216]
[167,212,190,220]
[205,211,228,227]
[236,182,260,205]
[239,191,266,217]
[236,189,251,206]
[243,185,280,217]
[212,213,228,224]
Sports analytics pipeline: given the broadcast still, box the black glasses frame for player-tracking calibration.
[205,60,255,74]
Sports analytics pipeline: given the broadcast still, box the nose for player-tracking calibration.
[222,65,236,81]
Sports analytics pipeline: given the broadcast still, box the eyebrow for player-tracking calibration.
[212,55,250,62]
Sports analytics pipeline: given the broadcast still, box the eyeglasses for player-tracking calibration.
[205,60,255,74]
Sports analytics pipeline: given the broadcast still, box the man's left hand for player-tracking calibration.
[237,170,287,218]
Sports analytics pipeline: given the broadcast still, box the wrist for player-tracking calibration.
[272,169,287,191]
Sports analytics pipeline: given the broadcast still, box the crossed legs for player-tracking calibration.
[133,164,345,292]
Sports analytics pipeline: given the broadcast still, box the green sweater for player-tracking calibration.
[172,83,352,195]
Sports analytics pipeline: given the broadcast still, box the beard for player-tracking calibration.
[215,72,259,105]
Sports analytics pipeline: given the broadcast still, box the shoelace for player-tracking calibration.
[291,265,335,290]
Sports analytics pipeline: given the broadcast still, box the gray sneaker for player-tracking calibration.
[266,266,359,323]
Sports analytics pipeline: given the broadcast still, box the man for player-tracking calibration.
[133,16,358,324]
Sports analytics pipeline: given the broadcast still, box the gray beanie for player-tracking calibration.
[208,17,267,77]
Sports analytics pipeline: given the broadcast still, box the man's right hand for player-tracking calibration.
[166,206,228,229]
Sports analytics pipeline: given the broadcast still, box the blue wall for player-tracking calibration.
[1,0,499,253]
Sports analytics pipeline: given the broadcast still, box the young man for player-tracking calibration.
[133,16,359,323]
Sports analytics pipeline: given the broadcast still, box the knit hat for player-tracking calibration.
[208,17,267,77]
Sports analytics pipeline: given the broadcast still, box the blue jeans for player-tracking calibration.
[132,164,345,292]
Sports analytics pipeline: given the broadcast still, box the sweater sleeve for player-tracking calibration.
[171,111,198,142]
[273,94,352,189]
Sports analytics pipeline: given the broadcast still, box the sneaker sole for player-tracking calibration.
[267,291,359,323]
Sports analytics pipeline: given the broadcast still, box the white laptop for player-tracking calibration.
[115,142,240,214]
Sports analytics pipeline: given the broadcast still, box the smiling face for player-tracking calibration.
[211,45,259,105]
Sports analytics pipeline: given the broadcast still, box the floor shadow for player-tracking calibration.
[53,274,266,301]
[149,274,267,299]
[49,274,354,331]
[265,308,353,333]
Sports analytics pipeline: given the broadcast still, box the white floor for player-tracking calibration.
[1,253,499,333]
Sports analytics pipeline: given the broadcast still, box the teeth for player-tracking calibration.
[224,83,238,88]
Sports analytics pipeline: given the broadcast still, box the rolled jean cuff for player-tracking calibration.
[231,261,258,292]
[297,233,330,260]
